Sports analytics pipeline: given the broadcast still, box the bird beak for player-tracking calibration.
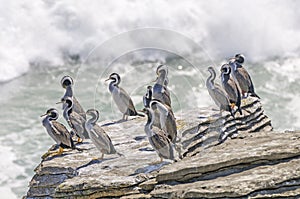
[105,78,111,82]
[40,113,47,117]
[56,101,63,104]
[229,57,236,62]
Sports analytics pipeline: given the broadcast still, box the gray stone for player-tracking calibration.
[25,97,288,198]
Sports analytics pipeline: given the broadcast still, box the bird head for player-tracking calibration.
[40,108,59,120]
[61,76,74,88]
[220,64,231,75]
[156,64,168,75]
[234,54,245,64]
[105,73,121,83]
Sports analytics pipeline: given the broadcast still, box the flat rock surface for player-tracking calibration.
[26,97,297,199]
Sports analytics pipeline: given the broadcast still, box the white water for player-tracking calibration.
[1,1,300,198]
[1,0,300,82]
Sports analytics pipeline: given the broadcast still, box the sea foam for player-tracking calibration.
[0,0,300,82]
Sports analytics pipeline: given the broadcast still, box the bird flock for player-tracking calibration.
[206,54,260,119]
[41,54,259,163]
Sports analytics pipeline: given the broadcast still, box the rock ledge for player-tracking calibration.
[25,98,300,199]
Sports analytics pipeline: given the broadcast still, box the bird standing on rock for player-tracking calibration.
[85,109,122,160]
[220,64,243,115]
[228,54,260,99]
[62,97,89,142]
[143,85,153,108]
[206,66,234,117]
[149,99,177,143]
[153,65,171,107]
[143,107,175,163]
[41,108,76,157]
[106,73,144,120]
[59,75,86,120]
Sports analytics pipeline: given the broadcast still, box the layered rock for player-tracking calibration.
[26,97,300,199]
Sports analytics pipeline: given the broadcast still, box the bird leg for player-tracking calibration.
[149,157,164,165]
[57,146,64,155]
[159,157,163,163]
[42,146,64,159]
[122,114,128,121]
[42,151,52,159]
[176,120,186,130]
[92,152,104,161]
[230,103,235,109]
[77,137,83,143]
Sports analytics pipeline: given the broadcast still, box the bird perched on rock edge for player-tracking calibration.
[220,64,243,115]
[228,54,260,99]
[106,72,144,120]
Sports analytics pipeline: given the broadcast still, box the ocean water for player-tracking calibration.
[1,0,300,198]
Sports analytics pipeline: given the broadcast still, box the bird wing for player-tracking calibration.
[119,87,137,114]
[241,68,255,93]
[69,112,86,138]
[89,124,116,154]
[51,121,73,148]
[213,85,231,108]
[112,87,136,115]
[227,78,239,103]
[165,113,177,142]
[73,97,86,119]
[143,95,150,107]
[149,127,174,160]
[153,84,171,106]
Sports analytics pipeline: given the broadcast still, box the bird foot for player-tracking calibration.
[92,157,100,161]
[149,157,164,165]
[42,151,53,159]
[230,103,235,109]
[41,147,64,159]
[176,120,186,130]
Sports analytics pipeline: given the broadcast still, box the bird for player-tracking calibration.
[143,85,153,108]
[149,99,177,143]
[62,97,89,142]
[143,86,162,128]
[152,65,171,107]
[85,109,122,159]
[220,64,243,115]
[40,108,76,157]
[143,107,175,163]
[228,54,260,98]
[106,73,144,120]
[206,66,235,117]
[59,75,86,120]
